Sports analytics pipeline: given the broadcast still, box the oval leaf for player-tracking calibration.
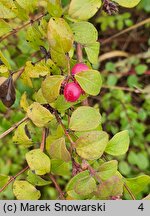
[27,102,54,127]
[68,0,102,20]
[69,106,101,131]
[27,170,51,186]
[13,180,41,200]
[42,75,64,103]
[26,149,51,175]
[76,131,109,160]
[75,70,102,96]
[70,21,98,44]
[48,17,74,53]
[105,130,130,156]
[113,0,141,8]
[74,176,97,196]
[97,160,118,181]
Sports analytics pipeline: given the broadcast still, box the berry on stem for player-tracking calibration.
[64,82,82,102]
[72,63,89,75]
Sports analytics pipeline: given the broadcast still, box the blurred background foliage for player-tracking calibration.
[0,0,150,199]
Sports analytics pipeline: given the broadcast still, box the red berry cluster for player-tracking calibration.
[64,63,89,102]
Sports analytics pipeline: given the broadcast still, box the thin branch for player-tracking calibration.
[0,14,45,43]
[0,116,28,139]
[49,174,65,200]
[0,166,29,193]
[76,43,83,63]
[102,85,142,94]
[124,182,136,200]
[102,18,150,45]
[40,128,47,152]
[54,111,75,152]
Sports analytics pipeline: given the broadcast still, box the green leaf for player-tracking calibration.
[74,176,97,196]
[48,17,74,53]
[113,0,141,8]
[119,161,131,176]
[105,130,130,156]
[97,160,118,181]
[95,175,123,199]
[69,106,101,131]
[75,131,108,160]
[27,170,51,186]
[0,0,16,18]
[42,75,64,103]
[13,180,41,200]
[68,0,102,20]
[0,19,12,37]
[51,159,71,176]
[135,64,148,75]
[0,175,10,188]
[85,42,100,64]
[47,0,62,17]
[124,175,150,197]
[70,21,98,44]
[49,137,71,162]
[26,149,51,175]
[66,170,90,191]
[27,102,54,127]
[13,122,33,147]
[75,70,102,96]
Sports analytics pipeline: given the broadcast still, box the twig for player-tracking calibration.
[102,85,142,94]
[54,111,75,152]
[40,128,47,152]
[76,43,83,63]
[0,166,29,193]
[49,174,65,200]
[124,182,136,200]
[0,116,28,139]
[0,14,45,43]
[102,18,150,45]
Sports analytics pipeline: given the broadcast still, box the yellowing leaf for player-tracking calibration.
[49,137,71,162]
[33,88,47,104]
[69,106,101,131]
[13,122,33,147]
[20,92,29,111]
[48,17,74,53]
[113,0,141,8]
[42,75,64,103]
[69,0,102,20]
[75,131,108,160]
[26,149,51,175]
[27,102,54,127]
[0,0,16,19]
[13,180,41,200]
[0,19,12,37]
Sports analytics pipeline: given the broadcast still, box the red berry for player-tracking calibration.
[72,63,89,75]
[64,82,82,102]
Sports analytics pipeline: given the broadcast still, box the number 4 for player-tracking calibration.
[138,203,144,211]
